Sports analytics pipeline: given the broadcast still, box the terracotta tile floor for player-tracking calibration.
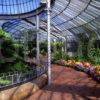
[27,64,100,100]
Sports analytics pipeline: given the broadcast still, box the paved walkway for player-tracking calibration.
[27,64,100,100]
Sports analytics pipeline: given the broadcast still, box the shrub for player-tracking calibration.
[1,39,15,58]
[13,61,28,72]
[40,41,47,55]
[0,29,29,73]
[52,51,62,62]
[89,48,100,65]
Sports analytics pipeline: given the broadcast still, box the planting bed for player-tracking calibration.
[56,60,100,83]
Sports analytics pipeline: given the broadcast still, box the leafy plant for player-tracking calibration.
[52,51,62,63]
[77,33,89,61]
[7,61,29,72]
[89,48,100,65]
[0,79,11,85]
[0,29,10,38]
[28,48,36,58]
[62,52,69,60]
[40,41,47,55]
[0,29,29,73]
[55,42,64,51]
[1,39,15,58]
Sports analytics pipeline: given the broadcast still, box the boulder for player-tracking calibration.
[0,74,47,100]
[11,83,34,100]
[0,87,17,100]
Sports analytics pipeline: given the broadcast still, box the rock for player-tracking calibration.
[0,74,47,100]
[31,74,48,94]
[11,83,34,100]
[33,74,48,88]
[0,87,17,100]
[31,84,39,93]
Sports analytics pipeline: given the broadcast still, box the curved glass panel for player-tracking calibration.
[0,0,41,14]
[2,19,35,42]
[1,0,100,41]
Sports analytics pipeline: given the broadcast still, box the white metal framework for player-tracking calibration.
[47,0,51,85]
[0,0,100,85]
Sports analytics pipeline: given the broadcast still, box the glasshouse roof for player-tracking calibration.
[0,0,100,41]
[0,0,44,18]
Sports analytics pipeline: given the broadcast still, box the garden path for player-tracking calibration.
[27,64,100,100]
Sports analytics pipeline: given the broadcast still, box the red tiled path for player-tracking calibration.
[27,64,100,100]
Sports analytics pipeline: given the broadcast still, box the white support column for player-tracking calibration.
[54,39,56,53]
[65,38,67,53]
[62,39,64,59]
[36,15,40,65]
[47,0,51,85]
[24,31,28,61]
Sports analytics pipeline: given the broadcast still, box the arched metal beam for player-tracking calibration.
[67,16,100,31]
[51,0,71,19]
[54,0,92,26]
[0,5,45,20]
[0,0,55,20]
[23,18,64,37]
[2,19,60,40]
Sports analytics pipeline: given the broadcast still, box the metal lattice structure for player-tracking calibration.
[0,0,100,85]
[0,0,99,42]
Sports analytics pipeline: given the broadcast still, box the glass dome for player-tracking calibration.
[0,0,100,41]
[0,0,41,15]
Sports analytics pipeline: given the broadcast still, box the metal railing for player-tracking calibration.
[0,63,48,90]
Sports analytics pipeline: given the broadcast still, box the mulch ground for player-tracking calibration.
[27,64,100,100]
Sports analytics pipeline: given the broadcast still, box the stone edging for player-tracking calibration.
[0,74,47,100]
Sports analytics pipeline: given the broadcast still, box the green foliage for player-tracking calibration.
[0,39,24,62]
[10,61,28,72]
[1,39,15,58]
[51,41,66,63]
[76,31,100,65]
[77,32,97,62]
[52,51,62,62]
[68,53,78,61]
[0,79,11,85]
[28,40,36,50]
[52,51,69,63]
[0,29,29,73]
[27,36,36,58]
[40,41,47,55]
[13,43,25,59]
[0,59,5,64]
[77,33,89,61]
[89,48,100,65]
[0,60,29,73]
[62,52,69,60]
[28,48,36,58]
[0,29,10,38]
[54,42,64,51]
[39,41,64,56]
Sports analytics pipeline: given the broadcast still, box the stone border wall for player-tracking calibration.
[0,74,47,100]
